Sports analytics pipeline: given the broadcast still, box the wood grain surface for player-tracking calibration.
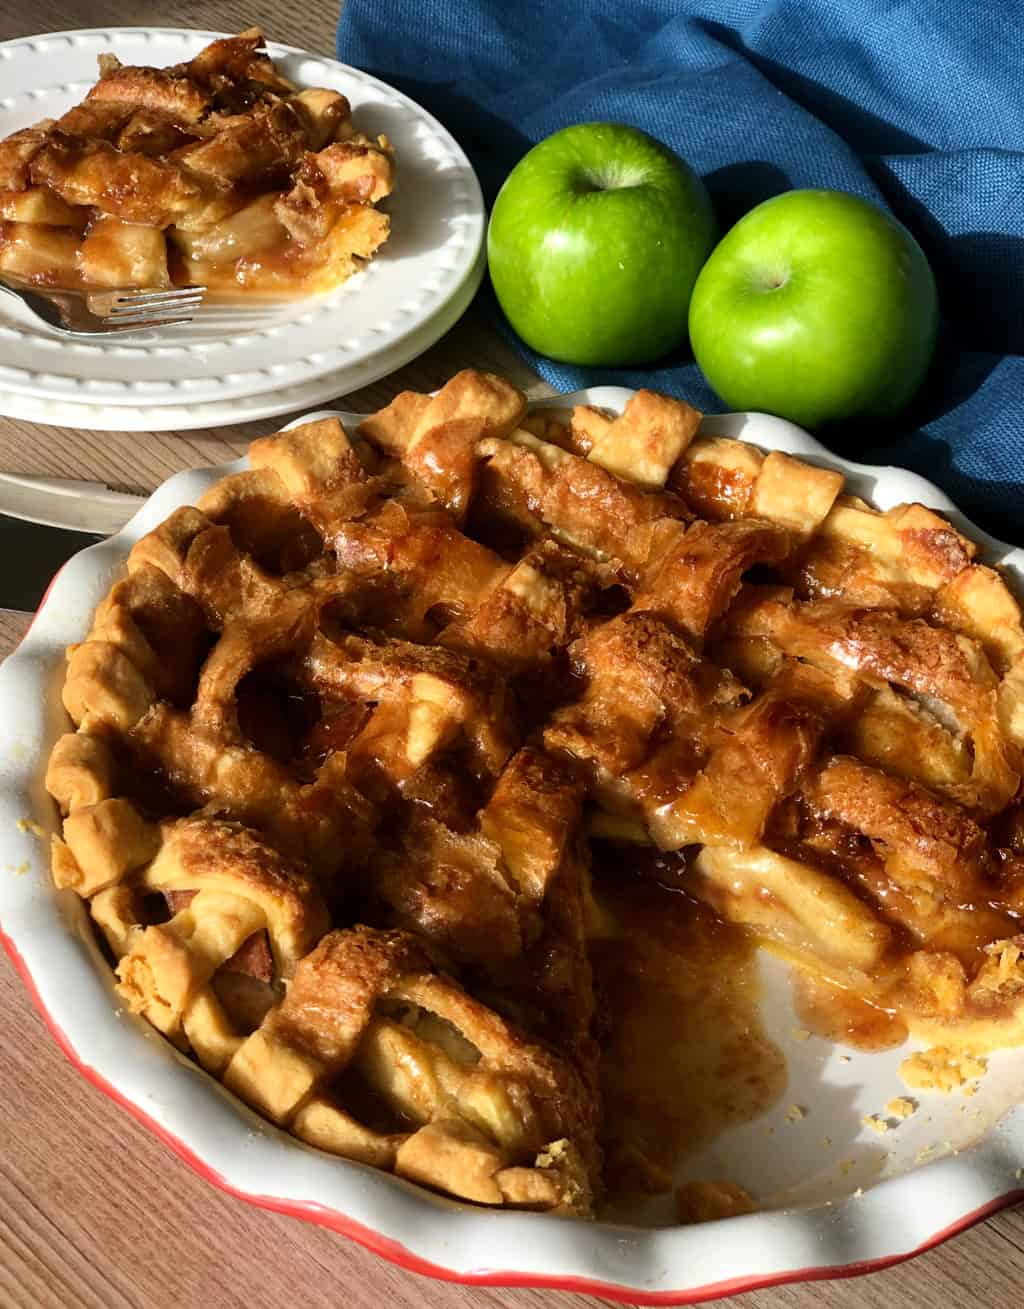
[1,4,1022,1307]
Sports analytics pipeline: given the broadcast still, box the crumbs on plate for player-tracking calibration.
[899,1047,987,1093]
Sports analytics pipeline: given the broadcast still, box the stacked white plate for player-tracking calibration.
[0,28,486,430]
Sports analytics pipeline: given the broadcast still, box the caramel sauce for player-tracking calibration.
[115,745,198,820]
[217,496,323,575]
[672,462,754,520]
[923,902,1022,972]
[236,670,322,766]
[792,972,908,1051]
[590,864,786,1205]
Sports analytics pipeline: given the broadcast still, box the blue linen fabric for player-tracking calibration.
[337,1,1024,543]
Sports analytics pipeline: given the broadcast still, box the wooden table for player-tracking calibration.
[2,4,1023,1306]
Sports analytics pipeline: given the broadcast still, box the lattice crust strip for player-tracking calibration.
[224,925,594,1211]
[364,378,1024,1049]
[45,369,1024,1217]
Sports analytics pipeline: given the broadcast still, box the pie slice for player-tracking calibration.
[0,28,393,298]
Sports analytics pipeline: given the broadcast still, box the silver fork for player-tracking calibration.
[0,277,206,335]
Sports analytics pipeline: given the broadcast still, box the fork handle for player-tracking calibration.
[0,273,66,331]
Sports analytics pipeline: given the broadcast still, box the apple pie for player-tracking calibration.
[0,29,393,298]
[45,370,1024,1214]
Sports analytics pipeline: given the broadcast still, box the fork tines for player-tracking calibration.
[96,285,207,326]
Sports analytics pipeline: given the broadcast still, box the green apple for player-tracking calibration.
[688,189,938,428]
[487,123,716,366]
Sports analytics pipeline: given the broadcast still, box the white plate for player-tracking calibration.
[2,395,1024,1303]
[0,247,483,431]
[0,28,484,408]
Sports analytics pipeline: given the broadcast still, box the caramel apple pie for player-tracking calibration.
[0,29,394,298]
[46,370,1024,1214]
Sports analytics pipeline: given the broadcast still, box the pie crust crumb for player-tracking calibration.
[899,1047,987,1093]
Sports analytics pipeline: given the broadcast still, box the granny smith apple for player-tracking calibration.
[487,123,716,366]
[688,189,938,429]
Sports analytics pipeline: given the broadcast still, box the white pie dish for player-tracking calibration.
[0,28,485,417]
[1,392,1023,1304]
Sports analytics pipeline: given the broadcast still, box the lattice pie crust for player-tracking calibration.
[46,370,1024,1214]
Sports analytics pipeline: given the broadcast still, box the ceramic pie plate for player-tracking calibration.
[1,393,1023,1304]
[0,28,485,412]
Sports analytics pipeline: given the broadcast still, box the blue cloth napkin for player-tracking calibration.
[337,0,1024,543]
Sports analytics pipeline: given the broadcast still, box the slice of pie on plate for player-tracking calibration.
[0,28,394,298]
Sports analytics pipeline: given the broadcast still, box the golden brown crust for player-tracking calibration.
[44,367,1024,1211]
[224,925,596,1210]
[185,29,294,95]
[30,138,200,227]
[0,124,53,191]
[86,66,213,124]
[585,389,701,488]
[637,517,793,640]
[805,756,987,898]
[143,816,329,970]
